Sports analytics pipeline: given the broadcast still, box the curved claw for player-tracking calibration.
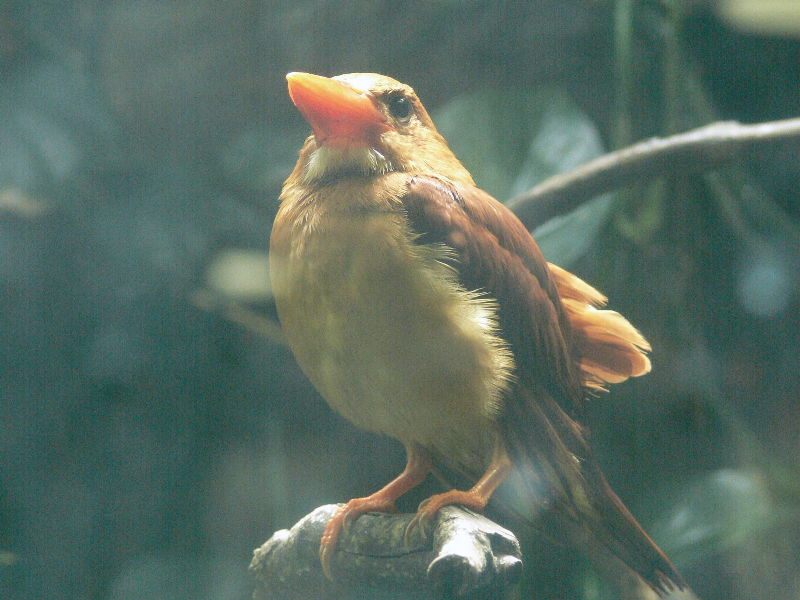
[404,500,434,546]
[405,489,491,548]
[319,497,398,579]
[319,527,337,580]
[341,509,357,536]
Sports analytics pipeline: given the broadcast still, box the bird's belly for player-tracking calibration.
[272,210,512,471]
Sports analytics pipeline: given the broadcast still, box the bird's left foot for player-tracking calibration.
[405,489,489,544]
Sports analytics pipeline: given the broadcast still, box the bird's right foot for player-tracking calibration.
[320,496,398,579]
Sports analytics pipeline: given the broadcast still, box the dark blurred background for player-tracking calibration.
[1,1,799,599]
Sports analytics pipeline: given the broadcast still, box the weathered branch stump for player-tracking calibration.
[250,504,522,600]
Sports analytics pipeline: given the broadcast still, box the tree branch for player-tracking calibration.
[506,118,800,230]
[250,504,522,600]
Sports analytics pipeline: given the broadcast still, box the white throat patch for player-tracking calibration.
[303,145,394,183]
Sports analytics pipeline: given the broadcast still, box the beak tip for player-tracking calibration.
[286,72,310,106]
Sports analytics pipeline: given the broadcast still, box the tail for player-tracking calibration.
[548,263,651,392]
[543,264,684,592]
[503,384,686,595]
[577,457,687,594]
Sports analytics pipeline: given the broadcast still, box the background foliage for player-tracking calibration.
[1,2,798,599]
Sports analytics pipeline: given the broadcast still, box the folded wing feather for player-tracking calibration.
[548,263,651,392]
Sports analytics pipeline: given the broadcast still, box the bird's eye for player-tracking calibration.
[387,95,412,120]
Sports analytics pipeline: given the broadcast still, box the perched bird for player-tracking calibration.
[270,72,685,594]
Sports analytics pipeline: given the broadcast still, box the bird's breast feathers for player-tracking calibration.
[270,173,512,467]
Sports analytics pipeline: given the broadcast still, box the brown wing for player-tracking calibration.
[401,176,585,411]
[401,176,599,503]
[400,176,685,594]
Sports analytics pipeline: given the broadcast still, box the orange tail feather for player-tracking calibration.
[548,263,651,391]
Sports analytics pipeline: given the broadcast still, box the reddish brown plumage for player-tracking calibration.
[400,176,683,592]
[550,263,652,390]
[272,72,685,593]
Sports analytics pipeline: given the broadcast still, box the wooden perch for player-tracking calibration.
[250,504,522,600]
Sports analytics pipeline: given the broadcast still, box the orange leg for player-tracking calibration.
[320,443,432,579]
[406,442,512,541]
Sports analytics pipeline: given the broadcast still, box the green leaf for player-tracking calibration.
[530,196,612,266]
[514,90,614,266]
[433,86,613,266]
[432,88,536,201]
[509,88,607,195]
[651,469,775,564]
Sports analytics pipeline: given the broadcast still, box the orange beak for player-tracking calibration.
[286,72,391,146]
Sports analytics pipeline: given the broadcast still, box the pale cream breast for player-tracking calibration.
[270,175,513,473]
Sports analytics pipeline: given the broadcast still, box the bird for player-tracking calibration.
[269,71,686,594]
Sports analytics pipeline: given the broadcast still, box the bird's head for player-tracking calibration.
[286,72,474,185]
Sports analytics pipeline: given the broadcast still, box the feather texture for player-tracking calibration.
[401,175,683,593]
[548,263,651,390]
[274,72,685,595]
